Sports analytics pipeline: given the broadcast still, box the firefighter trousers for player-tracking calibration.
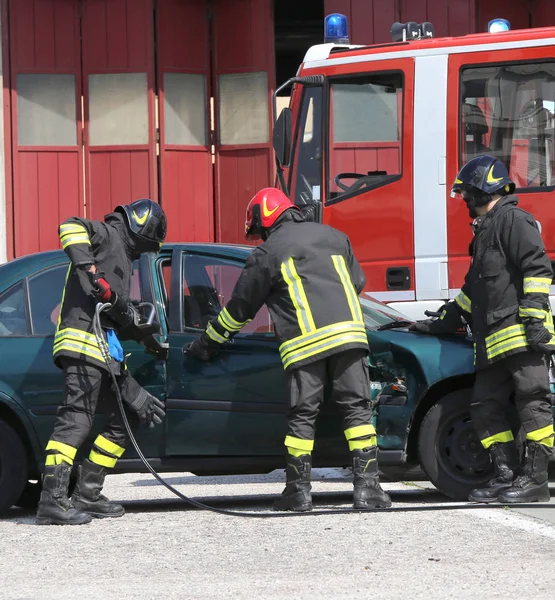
[470,351,555,450]
[45,357,140,469]
[284,348,377,455]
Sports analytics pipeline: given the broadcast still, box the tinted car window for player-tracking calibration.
[28,265,68,335]
[0,282,28,336]
[360,294,410,329]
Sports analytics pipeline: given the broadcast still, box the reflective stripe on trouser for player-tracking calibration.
[344,424,377,451]
[285,348,373,449]
[46,358,140,462]
[45,440,78,465]
[284,436,315,457]
[89,434,126,468]
[471,352,553,449]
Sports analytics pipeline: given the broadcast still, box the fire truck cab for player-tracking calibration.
[273,18,555,320]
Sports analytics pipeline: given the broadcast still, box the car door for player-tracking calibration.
[162,247,290,457]
[7,257,167,464]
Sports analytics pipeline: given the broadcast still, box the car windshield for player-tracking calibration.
[359,293,412,330]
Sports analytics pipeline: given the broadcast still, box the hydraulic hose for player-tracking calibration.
[93,303,554,518]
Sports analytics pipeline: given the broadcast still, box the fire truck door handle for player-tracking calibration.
[386,267,411,291]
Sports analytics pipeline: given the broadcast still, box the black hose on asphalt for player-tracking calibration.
[93,303,555,518]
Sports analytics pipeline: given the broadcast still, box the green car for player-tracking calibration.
[0,243,521,514]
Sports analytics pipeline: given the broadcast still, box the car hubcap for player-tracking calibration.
[438,412,492,483]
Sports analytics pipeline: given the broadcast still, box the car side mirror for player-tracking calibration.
[273,107,292,168]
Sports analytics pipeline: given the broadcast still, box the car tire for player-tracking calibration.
[417,389,494,501]
[15,480,42,509]
[0,420,28,515]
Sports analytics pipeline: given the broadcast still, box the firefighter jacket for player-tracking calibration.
[53,212,149,371]
[204,211,369,371]
[431,195,555,369]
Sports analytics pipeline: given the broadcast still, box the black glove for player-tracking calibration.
[104,293,139,328]
[119,372,165,428]
[184,335,220,361]
[408,319,436,334]
[524,318,553,353]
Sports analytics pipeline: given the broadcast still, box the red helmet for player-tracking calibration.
[244,188,298,240]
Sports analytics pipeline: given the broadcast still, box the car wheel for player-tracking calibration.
[0,420,28,515]
[15,480,42,509]
[417,389,493,501]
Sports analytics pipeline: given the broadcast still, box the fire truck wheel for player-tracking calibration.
[417,389,494,501]
[0,419,28,516]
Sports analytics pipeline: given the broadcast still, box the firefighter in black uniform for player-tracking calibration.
[187,187,391,512]
[411,155,554,503]
[36,199,167,525]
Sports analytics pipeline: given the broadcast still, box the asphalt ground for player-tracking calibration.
[1,471,555,600]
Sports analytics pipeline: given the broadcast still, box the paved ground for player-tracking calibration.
[1,471,555,600]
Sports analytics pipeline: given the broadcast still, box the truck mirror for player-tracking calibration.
[273,107,293,168]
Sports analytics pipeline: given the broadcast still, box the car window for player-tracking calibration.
[28,265,68,335]
[359,293,410,329]
[183,254,274,334]
[0,282,28,336]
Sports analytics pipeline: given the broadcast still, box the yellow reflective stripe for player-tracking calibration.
[206,324,227,344]
[55,265,72,333]
[284,435,314,451]
[331,255,363,323]
[45,454,73,466]
[53,341,105,362]
[344,424,376,440]
[523,277,552,295]
[481,430,514,449]
[349,437,377,451]
[61,234,91,249]
[280,321,366,356]
[526,424,555,443]
[485,324,525,347]
[94,435,125,458]
[46,440,78,459]
[89,450,118,469]
[218,308,248,332]
[538,436,554,448]
[287,447,311,457]
[55,327,100,345]
[455,291,471,313]
[518,307,547,320]
[282,331,368,370]
[59,223,87,233]
[281,257,316,335]
[487,336,529,360]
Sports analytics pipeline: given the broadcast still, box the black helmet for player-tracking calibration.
[451,155,515,197]
[115,199,167,250]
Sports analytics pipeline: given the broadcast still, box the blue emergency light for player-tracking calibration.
[324,13,350,44]
[488,18,510,33]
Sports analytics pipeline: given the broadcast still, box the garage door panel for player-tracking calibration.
[58,152,82,223]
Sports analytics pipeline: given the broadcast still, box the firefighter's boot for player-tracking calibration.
[273,454,312,512]
[352,447,392,509]
[498,442,551,503]
[468,441,519,503]
[36,463,92,525]
[71,459,125,518]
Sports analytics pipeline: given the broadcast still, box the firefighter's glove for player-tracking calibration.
[408,319,436,334]
[88,270,113,302]
[524,318,553,353]
[124,388,166,428]
[185,335,220,362]
[104,294,140,329]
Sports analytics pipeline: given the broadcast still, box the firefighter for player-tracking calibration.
[411,155,554,503]
[36,199,167,525]
[186,187,391,512]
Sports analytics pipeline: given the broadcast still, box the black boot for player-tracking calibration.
[36,463,92,525]
[273,454,312,512]
[353,447,392,509]
[498,442,551,503]
[71,459,125,518]
[468,441,520,503]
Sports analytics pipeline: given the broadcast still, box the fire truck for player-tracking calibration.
[272,16,555,320]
